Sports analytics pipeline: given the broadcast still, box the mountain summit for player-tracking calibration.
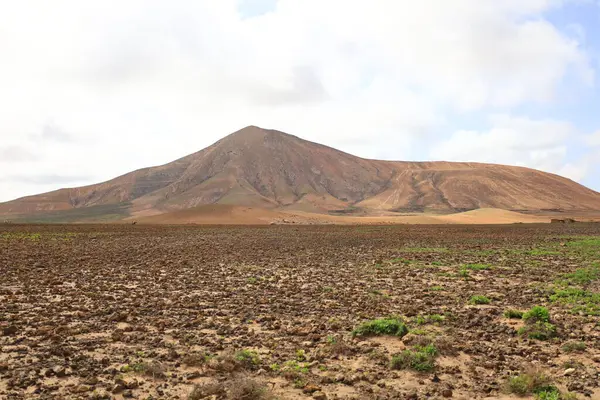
[2,126,600,221]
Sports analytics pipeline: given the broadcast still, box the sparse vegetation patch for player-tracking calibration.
[352,318,409,338]
[391,344,438,372]
[469,295,491,305]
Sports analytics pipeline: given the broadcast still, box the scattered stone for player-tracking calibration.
[112,384,126,394]
[303,383,322,394]
[567,382,584,392]
[312,391,327,400]
[73,385,91,393]
[2,325,17,336]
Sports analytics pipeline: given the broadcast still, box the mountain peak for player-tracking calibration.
[231,125,269,136]
[2,126,600,220]
[221,126,293,148]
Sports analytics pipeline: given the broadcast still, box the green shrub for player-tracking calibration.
[504,309,524,319]
[561,341,586,353]
[295,349,306,361]
[121,361,166,378]
[535,386,561,400]
[523,306,550,323]
[283,360,309,374]
[506,371,552,396]
[561,267,600,286]
[507,375,530,395]
[235,350,260,369]
[428,314,444,323]
[352,318,409,338]
[534,386,578,400]
[550,288,600,316]
[552,287,589,301]
[413,314,444,325]
[390,344,437,372]
[469,295,491,305]
[567,238,600,248]
[458,267,470,280]
[518,322,557,341]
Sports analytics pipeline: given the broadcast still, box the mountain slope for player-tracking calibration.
[2,126,599,220]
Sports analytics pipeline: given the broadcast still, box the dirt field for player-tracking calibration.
[1,223,600,400]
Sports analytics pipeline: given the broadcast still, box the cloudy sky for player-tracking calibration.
[1,0,599,202]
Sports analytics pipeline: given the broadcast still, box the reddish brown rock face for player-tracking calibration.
[2,126,600,223]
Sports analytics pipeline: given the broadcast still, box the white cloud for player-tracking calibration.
[0,0,596,201]
[430,114,578,174]
[587,131,600,146]
[559,158,593,182]
[0,146,38,163]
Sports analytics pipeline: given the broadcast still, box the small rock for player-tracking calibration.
[186,371,201,380]
[84,377,99,385]
[303,383,322,394]
[406,390,419,400]
[73,385,91,393]
[112,384,126,394]
[564,368,576,376]
[122,389,134,398]
[53,366,67,378]
[442,389,453,398]
[567,382,584,391]
[2,325,17,336]
[312,391,327,400]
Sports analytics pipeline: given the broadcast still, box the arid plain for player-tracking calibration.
[2,223,600,399]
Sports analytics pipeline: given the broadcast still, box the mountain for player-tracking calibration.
[2,125,600,222]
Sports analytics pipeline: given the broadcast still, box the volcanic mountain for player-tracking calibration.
[2,126,599,222]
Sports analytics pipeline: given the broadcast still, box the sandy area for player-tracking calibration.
[128,206,589,225]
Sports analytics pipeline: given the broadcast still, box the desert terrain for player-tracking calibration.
[131,206,555,225]
[2,223,600,399]
[131,206,600,226]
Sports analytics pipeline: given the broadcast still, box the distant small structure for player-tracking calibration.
[131,221,137,225]
[550,218,576,224]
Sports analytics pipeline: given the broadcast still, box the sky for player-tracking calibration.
[1,0,600,202]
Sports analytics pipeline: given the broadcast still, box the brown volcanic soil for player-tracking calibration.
[1,126,600,221]
[2,223,600,399]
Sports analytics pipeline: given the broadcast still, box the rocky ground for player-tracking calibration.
[1,223,600,400]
